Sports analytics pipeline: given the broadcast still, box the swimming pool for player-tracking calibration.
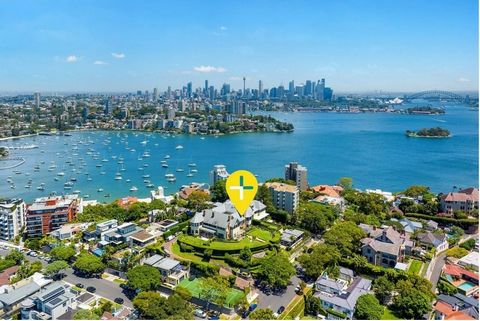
[458,281,476,291]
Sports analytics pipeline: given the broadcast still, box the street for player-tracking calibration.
[256,275,301,313]
[0,247,133,308]
[63,268,133,308]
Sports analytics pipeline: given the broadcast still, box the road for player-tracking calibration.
[0,247,133,308]
[428,252,447,291]
[256,275,301,314]
[63,268,133,308]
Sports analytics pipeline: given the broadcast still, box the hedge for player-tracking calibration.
[163,221,190,239]
[405,213,478,230]
[177,235,273,256]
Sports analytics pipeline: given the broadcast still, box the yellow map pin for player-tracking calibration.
[226,170,258,215]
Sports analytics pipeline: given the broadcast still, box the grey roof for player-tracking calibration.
[0,282,41,306]
[361,237,400,256]
[317,278,344,292]
[437,294,479,319]
[339,267,354,278]
[281,229,304,243]
[155,257,180,271]
[426,220,439,229]
[143,254,164,266]
[418,231,446,246]
[314,277,372,311]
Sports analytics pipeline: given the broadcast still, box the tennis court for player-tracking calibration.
[179,278,244,307]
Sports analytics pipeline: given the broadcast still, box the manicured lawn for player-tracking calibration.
[179,278,244,307]
[179,234,266,251]
[172,242,204,263]
[381,307,400,320]
[408,259,423,275]
[247,227,273,241]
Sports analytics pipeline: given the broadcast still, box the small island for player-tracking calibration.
[406,127,451,138]
[405,106,445,115]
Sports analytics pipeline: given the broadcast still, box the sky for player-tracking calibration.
[0,0,478,93]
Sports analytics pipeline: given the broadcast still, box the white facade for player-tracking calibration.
[0,199,25,241]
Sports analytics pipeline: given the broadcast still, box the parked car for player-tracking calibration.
[28,251,37,257]
[274,306,285,317]
[86,286,96,293]
[114,297,124,304]
[76,283,84,288]
[194,309,207,318]
[249,304,257,311]
[241,311,250,319]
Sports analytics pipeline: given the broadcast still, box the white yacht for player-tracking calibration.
[130,186,138,192]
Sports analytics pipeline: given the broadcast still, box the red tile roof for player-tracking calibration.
[0,265,19,286]
[443,264,479,281]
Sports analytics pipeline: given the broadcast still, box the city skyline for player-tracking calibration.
[0,0,478,92]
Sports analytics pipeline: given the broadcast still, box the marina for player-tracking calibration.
[0,105,477,202]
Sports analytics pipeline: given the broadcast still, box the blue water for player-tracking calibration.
[1,103,478,203]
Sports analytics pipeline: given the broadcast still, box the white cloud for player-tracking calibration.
[457,77,470,83]
[220,26,227,31]
[94,60,108,65]
[66,55,78,63]
[111,52,125,59]
[193,65,226,73]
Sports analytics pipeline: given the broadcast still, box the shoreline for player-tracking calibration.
[406,133,452,138]
[0,127,293,142]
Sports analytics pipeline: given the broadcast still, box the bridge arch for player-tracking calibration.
[406,90,465,101]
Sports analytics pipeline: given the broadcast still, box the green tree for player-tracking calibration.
[249,308,275,320]
[175,286,192,300]
[354,294,384,320]
[186,190,211,211]
[323,221,366,257]
[44,260,69,277]
[298,244,340,279]
[392,288,432,319]
[294,202,338,234]
[50,246,76,261]
[126,265,162,292]
[5,250,24,264]
[210,180,228,202]
[257,251,295,288]
[305,294,323,316]
[338,177,353,189]
[73,309,100,320]
[372,276,394,305]
[73,252,105,276]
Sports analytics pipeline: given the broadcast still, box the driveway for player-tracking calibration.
[256,275,301,313]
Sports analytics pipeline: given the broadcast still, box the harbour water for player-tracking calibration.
[0,103,478,202]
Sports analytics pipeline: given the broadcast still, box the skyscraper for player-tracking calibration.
[187,82,193,98]
[258,80,263,95]
[34,92,40,110]
[153,87,158,100]
[316,78,326,100]
[204,80,208,95]
[305,80,312,96]
[243,77,246,97]
[288,80,295,94]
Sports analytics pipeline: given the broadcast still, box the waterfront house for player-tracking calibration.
[360,224,413,268]
[458,252,479,271]
[314,268,372,320]
[143,254,189,287]
[440,187,479,215]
